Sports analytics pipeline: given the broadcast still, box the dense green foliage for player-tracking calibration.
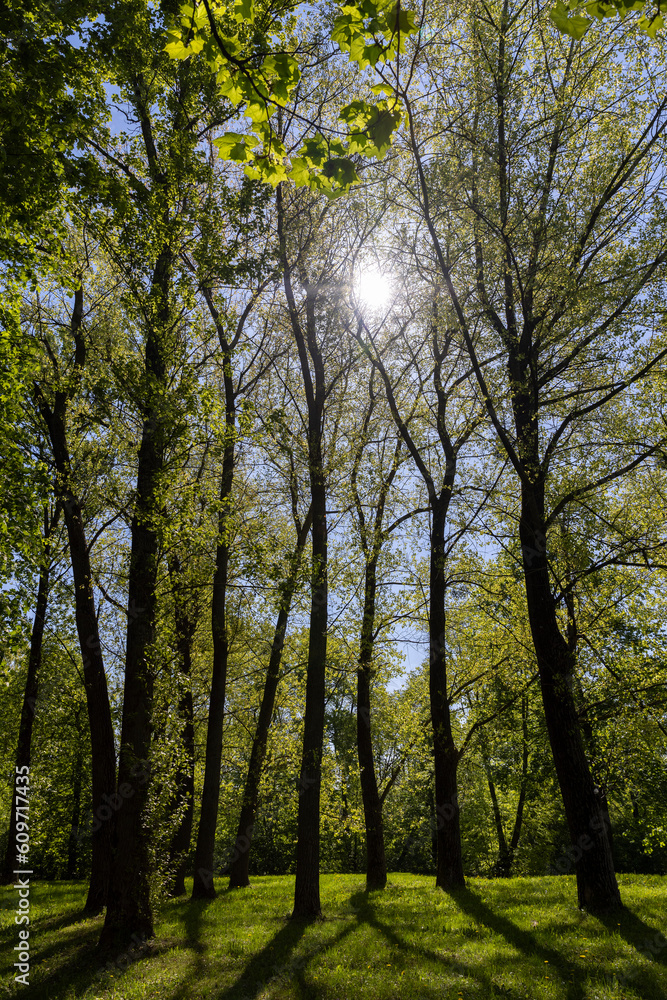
[0,0,666,964]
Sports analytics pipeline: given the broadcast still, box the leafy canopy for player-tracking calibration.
[550,0,666,40]
[164,0,418,196]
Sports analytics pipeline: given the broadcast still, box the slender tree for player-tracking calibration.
[355,296,481,889]
[278,184,330,918]
[348,373,414,890]
[1,502,60,885]
[227,494,312,888]
[32,282,117,914]
[166,554,197,897]
[389,0,667,907]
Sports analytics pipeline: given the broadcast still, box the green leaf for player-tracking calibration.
[217,71,245,105]
[322,157,358,189]
[213,132,259,162]
[298,136,329,168]
[164,32,190,60]
[245,100,271,124]
[233,0,254,20]
[244,157,288,187]
[288,157,311,187]
[371,83,395,96]
[639,11,663,34]
[549,0,592,36]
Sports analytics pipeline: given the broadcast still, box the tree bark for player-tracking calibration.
[191,299,236,901]
[292,458,327,918]
[227,509,311,888]
[485,696,529,878]
[429,496,465,890]
[34,288,117,914]
[486,774,511,876]
[508,696,529,864]
[67,708,85,879]
[60,483,117,914]
[1,507,56,885]
[278,186,329,920]
[100,244,171,949]
[357,555,387,890]
[520,482,621,910]
[167,556,196,897]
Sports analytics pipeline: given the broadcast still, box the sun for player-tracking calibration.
[355,269,393,312]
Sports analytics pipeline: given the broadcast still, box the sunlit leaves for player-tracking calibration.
[549,0,666,39]
[341,100,402,159]
[549,0,592,38]
[332,0,417,67]
[164,0,417,193]
[213,131,260,161]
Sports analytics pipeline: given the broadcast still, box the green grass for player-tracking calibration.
[1,874,666,999]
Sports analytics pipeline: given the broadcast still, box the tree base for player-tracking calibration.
[97,919,153,956]
[577,876,623,913]
[84,883,106,916]
[191,866,217,900]
[435,874,466,891]
[228,876,251,889]
[290,900,323,920]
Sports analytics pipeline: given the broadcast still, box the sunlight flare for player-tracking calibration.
[355,269,393,312]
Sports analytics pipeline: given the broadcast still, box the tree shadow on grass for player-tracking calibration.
[2,898,204,1000]
[595,905,667,964]
[168,894,214,956]
[448,887,600,1000]
[0,882,96,946]
[592,903,667,996]
[0,906,88,948]
[350,889,534,1000]
[3,888,265,1000]
[165,890,394,1000]
[166,909,304,1000]
[10,932,190,999]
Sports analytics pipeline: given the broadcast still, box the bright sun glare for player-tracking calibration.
[356,270,393,312]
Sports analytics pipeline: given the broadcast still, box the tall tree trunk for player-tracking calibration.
[507,695,529,868]
[35,289,117,914]
[100,244,171,949]
[61,487,117,914]
[67,709,85,879]
[357,555,387,890]
[191,311,235,901]
[494,4,619,908]
[292,461,327,918]
[167,556,196,897]
[1,508,55,885]
[430,496,465,890]
[485,695,529,878]
[278,185,329,920]
[520,482,620,910]
[228,509,311,889]
[486,773,511,877]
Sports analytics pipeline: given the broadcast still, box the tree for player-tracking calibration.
[346,370,416,889]
[165,553,198,896]
[1,501,60,884]
[29,267,118,914]
[190,275,275,899]
[353,285,484,889]
[165,0,417,194]
[386,0,667,908]
[88,7,220,943]
[549,0,667,40]
[227,449,312,887]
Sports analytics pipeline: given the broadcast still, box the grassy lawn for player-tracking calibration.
[1,874,666,999]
